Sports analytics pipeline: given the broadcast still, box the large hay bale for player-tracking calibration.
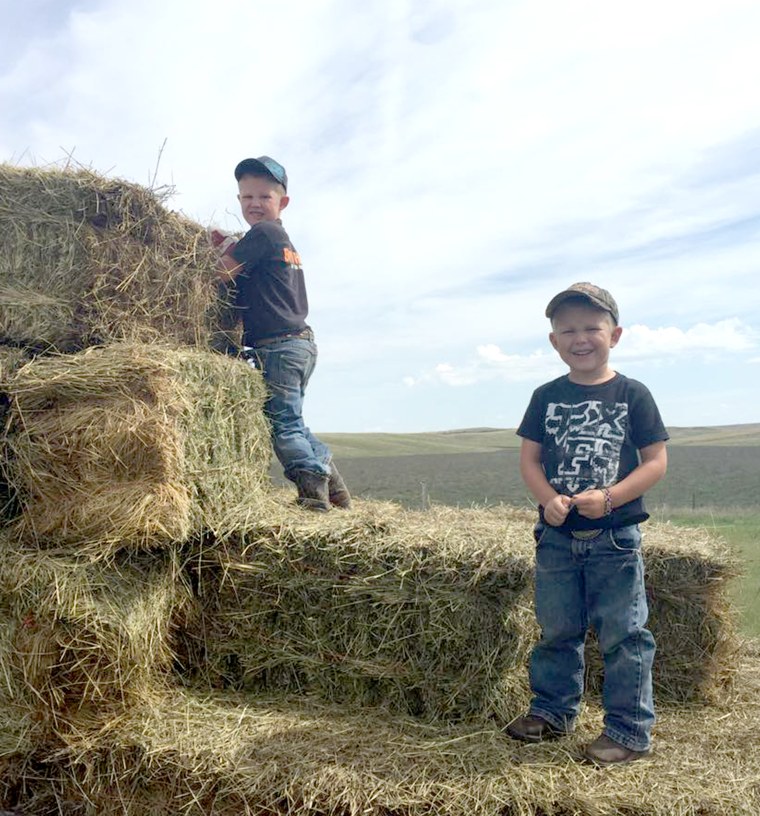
[1,342,273,550]
[179,502,538,722]
[5,647,759,816]
[0,163,221,352]
[175,502,742,717]
[0,537,192,747]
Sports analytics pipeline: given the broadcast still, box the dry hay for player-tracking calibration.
[4,645,759,816]
[0,346,29,383]
[1,342,273,551]
[0,593,38,759]
[0,535,192,749]
[0,345,29,448]
[0,163,225,353]
[179,501,538,723]
[0,498,750,814]
[208,278,243,356]
[175,500,741,719]
[0,345,30,518]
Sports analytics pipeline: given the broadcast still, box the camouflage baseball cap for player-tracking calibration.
[545,282,619,324]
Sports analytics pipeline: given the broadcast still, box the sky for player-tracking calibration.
[2,0,760,433]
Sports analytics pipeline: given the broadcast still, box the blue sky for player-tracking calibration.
[2,0,759,432]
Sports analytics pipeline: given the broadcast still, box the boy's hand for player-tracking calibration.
[207,227,238,257]
[572,488,606,520]
[544,494,573,526]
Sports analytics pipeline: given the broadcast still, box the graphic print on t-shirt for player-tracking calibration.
[545,400,628,494]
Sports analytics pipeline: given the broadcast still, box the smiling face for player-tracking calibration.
[237,174,289,226]
[549,301,622,384]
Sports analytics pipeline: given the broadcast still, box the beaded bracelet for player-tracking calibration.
[602,487,613,516]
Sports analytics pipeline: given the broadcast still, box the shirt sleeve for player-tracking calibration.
[628,381,670,449]
[516,388,545,443]
[232,227,268,268]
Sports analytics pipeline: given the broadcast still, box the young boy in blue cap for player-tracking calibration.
[506,282,668,765]
[210,155,351,512]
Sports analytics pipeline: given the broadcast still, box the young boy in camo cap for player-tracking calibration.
[209,155,351,512]
[506,282,668,765]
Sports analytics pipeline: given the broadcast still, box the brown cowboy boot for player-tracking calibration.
[583,733,650,765]
[294,470,330,512]
[327,462,352,509]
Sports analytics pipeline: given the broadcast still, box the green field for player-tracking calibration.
[320,423,760,457]
[288,424,760,636]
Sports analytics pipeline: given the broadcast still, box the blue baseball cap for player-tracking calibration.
[234,156,288,191]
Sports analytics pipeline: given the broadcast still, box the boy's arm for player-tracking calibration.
[208,228,243,281]
[520,439,573,526]
[573,441,668,520]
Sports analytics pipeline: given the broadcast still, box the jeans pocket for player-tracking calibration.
[609,525,642,552]
[533,522,547,546]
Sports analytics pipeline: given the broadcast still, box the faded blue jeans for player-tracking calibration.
[248,336,331,481]
[528,523,656,752]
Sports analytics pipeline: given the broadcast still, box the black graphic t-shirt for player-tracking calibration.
[231,219,309,345]
[517,373,669,531]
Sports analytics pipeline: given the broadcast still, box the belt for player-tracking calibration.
[570,529,602,540]
[252,328,314,347]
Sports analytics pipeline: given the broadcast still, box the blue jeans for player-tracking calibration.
[249,337,332,481]
[529,523,656,751]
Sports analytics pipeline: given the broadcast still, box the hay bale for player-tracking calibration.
[0,536,192,745]
[174,502,742,717]
[1,342,273,550]
[178,502,541,721]
[0,163,221,352]
[6,647,760,816]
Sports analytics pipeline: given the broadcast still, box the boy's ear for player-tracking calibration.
[610,325,623,347]
[278,195,290,212]
[549,331,559,350]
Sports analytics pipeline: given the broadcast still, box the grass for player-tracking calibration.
[320,423,760,458]
[318,428,522,457]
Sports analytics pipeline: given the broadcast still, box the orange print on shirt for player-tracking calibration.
[283,247,302,268]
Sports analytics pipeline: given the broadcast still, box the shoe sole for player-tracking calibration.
[582,748,650,766]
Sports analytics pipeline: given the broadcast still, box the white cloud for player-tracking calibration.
[618,319,757,360]
[415,347,561,388]
[415,319,758,389]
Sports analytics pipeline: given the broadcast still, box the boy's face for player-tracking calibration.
[549,302,622,384]
[237,174,289,227]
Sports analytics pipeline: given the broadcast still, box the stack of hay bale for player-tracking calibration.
[1,163,758,816]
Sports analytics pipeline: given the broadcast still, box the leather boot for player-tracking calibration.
[327,462,352,509]
[294,470,330,512]
[505,714,570,743]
